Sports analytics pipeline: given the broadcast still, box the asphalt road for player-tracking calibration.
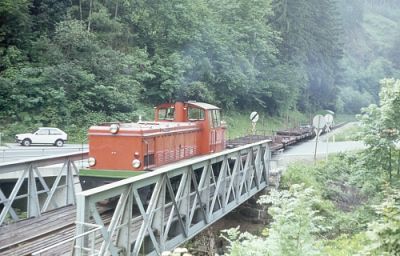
[0,143,88,163]
[276,123,366,168]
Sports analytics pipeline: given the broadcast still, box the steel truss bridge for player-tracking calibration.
[0,140,271,256]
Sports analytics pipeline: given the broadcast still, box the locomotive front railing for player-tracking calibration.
[75,140,271,256]
[0,151,89,226]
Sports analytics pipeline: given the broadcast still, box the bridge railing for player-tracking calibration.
[0,151,89,226]
[75,140,270,256]
[0,145,88,163]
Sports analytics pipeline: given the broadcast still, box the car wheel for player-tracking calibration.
[22,139,31,146]
[55,139,64,147]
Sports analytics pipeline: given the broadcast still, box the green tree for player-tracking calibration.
[0,0,31,50]
[364,189,400,255]
[222,184,323,256]
[271,0,343,113]
[358,78,400,180]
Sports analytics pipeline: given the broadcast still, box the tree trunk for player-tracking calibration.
[115,0,119,19]
[88,0,93,32]
[397,150,400,175]
[79,0,82,21]
[389,147,392,181]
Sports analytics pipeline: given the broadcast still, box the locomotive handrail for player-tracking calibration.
[75,140,271,256]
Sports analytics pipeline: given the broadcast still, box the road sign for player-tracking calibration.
[325,114,333,125]
[250,112,259,123]
[312,115,326,130]
[312,114,326,163]
[324,114,334,132]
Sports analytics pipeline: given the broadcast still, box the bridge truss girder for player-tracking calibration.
[0,152,88,226]
[75,140,270,256]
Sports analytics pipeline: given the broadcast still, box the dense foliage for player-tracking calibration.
[0,0,379,134]
[337,0,400,113]
[1,1,400,137]
[223,64,400,256]
[222,185,322,256]
[224,152,400,255]
[358,78,400,180]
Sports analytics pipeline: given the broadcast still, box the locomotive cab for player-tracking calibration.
[155,101,226,154]
[80,101,226,189]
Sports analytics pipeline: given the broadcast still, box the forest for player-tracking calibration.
[1,0,400,136]
[219,78,400,255]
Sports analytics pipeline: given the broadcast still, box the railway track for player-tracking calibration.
[0,205,114,256]
[227,123,346,152]
[0,206,76,255]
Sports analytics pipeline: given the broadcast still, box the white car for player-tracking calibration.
[15,127,68,147]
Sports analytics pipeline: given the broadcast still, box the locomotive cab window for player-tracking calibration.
[158,107,175,120]
[188,107,205,121]
[209,110,221,128]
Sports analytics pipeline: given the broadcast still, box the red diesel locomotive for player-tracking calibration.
[79,101,226,188]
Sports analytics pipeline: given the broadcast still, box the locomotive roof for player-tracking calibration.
[120,121,196,129]
[186,101,220,110]
[89,121,200,136]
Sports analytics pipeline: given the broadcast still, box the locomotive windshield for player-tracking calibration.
[188,107,205,120]
[158,107,175,120]
[209,109,221,128]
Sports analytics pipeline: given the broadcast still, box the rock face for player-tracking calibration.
[236,165,283,224]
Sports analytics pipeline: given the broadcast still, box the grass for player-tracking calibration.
[224,110,308,139]
[335,114,357,124]
[331,122,361,141]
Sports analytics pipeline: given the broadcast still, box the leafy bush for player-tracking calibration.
[280,163,321,191]
[322,233,369,256]
[222,184,323,256]
[363,189,400,255]
[281,153,384,239]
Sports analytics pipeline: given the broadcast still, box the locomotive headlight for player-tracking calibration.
[109,124,120,134]
[88,157,96,167]
[132,159,141,168]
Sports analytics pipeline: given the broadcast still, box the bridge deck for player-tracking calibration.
[0,205,76,256]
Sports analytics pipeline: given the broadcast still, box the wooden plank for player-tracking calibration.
[0,213,76,250]
[0,205,75,235]
[0,205,76,251]
[0,209,113,256]
[0,205,74,235]
[3,226,75,256]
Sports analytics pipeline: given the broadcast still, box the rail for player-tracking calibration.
[32,222,102,256]
[0,151,89,225]
[75,140,271,256]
